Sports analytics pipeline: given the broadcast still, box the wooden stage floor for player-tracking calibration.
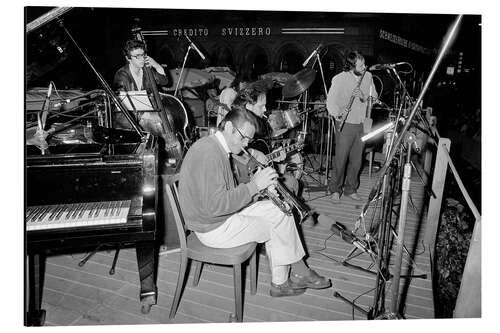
[37,154,435,325]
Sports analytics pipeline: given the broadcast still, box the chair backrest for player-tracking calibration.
[165,178,188,251]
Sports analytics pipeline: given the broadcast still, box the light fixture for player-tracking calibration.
[361,122,395,142]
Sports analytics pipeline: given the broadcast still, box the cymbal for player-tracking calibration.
[282,68,317,98]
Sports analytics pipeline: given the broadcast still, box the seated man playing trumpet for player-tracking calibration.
[178,106,331,297]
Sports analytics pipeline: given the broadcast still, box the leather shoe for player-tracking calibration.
[290,269,332,289]
[345,192,363,201]
[331,192,341,204]
[270,279,307,297]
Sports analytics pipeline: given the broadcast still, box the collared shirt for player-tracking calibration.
[128,64,143,90]
[326,71,378,124]
[214,131,231,156]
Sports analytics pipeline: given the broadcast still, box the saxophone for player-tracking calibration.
[335,69,367,132]
[241,147,310,221]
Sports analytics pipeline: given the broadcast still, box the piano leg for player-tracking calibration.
[26,253,46,326]
[136,241,157,314]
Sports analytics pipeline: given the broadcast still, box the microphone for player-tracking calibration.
[302,44,323,67]
[42,82,53,110]
[330,222,376,256]
[38,82,53,131]
[185,35,206,60]
[369,62,407,71]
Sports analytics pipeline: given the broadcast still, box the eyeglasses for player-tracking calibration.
[130,53,146,60]
[234,127,253,143]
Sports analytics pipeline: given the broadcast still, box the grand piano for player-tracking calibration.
[25,8,161,326]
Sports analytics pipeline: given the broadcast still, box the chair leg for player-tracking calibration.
[233,264,243,322]
[169,253,189,320]
[192,261,203,287]
[249,250,257,295]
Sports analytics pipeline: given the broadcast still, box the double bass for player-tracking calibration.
[131,24,191,168]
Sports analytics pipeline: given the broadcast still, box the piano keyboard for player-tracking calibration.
[26,200,131,231]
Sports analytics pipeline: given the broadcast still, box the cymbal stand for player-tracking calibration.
[312,52,335,188]
[302,51,334,189]
[299,90,326,187]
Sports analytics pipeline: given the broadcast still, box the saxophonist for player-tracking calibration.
[178,106,331,297]
[326,51,378,203]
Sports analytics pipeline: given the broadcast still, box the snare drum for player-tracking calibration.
[283,108,301,129]
[268,110,288,137]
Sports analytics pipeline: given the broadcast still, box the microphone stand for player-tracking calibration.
[332,15,462,319]
[173,44,193,99]
[301,50,333,189]
[313,51,335,188]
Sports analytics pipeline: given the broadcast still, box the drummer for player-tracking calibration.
[216,73,251,126]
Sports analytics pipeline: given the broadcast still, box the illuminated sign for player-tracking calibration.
[143,26,272,38]
[172,28,209,37]
[221,27,271,36]
[379,29,432,55]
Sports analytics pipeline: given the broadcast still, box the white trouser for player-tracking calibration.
[195,200,305,285]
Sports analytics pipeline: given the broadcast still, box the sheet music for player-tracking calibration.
[118,91,155,111]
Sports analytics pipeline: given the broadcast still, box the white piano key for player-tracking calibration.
[26,200,132,231]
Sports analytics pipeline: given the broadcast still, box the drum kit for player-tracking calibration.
[200,67,326,181]
[264,68,323,180]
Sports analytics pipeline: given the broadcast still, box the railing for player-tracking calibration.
[421,114,481,318]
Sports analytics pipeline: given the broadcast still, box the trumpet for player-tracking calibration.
[242,147,310,221]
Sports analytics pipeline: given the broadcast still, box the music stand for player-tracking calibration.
[118,91,155,112]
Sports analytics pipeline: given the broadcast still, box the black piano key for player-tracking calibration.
[30,206,42,222]
[28,207,42,222]
[65,203,76,219]
[87,202,98,218]
[27,207,42,223]
[55,204,68,220]
[116,200,126,216]
[73,203,84,219]
[94,202,104,218]
[73,203,82,219]
[78,202,87,219]
[26,207,38,221]
[103,201,111,217]
[47,205,61,221]
[110,201,118,216]
[36,205,52,222]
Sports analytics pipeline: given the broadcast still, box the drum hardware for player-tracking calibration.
[267,110,289,138]
[282,68,317,98]
[286,48,332,190]
[302,44,333,188]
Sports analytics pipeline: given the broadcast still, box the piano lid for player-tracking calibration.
[26,7,144,136]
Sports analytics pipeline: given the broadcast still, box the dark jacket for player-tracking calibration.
[113,64,170,92]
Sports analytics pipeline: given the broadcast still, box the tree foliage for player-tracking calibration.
[434,197,474,318]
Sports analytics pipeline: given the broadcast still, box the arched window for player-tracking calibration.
[275,43,305,74]
[237,43,269,81]
[211,45,234,68]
